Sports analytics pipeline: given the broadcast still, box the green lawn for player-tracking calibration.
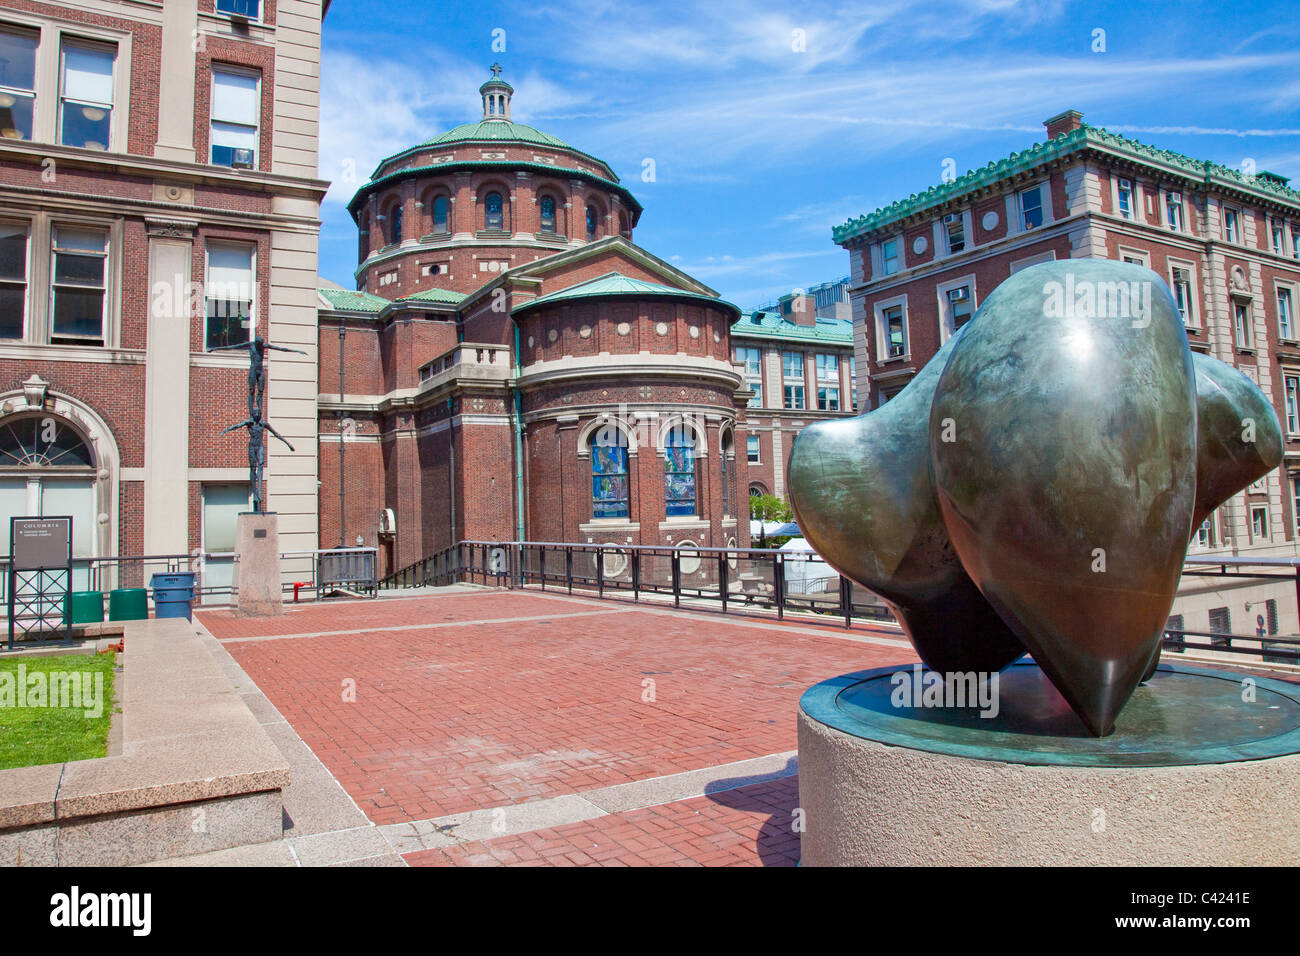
[0,651,117,770]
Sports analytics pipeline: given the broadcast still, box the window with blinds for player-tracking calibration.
[211,68,260,168]
[205,243,255,350]
[59,41,114,150]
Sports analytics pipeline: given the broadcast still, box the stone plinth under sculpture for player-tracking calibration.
[787,260,1299,864]
[233,511,283,617]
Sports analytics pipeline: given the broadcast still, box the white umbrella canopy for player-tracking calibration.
[779,534,834,591]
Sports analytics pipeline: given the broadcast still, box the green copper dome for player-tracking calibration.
[421,120,572,150]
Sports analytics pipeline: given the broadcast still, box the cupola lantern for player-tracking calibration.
[480,63,513,121]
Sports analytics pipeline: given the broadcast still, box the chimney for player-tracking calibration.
[779,292,817,327]
[1044,109,1084,140]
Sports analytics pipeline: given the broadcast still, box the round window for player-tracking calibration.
[677,540,701,575]
[594,547,628,578]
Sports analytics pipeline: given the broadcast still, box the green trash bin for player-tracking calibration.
[68,591,105,625]
[108,588,148,621]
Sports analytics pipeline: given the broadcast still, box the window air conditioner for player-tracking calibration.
[232,148,254,169]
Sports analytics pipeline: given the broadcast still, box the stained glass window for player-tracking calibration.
[433,196,449,232]
[485,192,503,230]
[540,196,556,233]
[591,429,629,519]
[664,425,696,517]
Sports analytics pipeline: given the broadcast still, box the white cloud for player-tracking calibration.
[669,248,829,279]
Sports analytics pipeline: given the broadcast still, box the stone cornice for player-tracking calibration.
[516,353,743,391]
[835,124,1300,245]
[0,140,328,199]
[0,180,323,232]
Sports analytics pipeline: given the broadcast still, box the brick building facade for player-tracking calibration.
[320,71,867,578]
[0,0,327,594]
[835,108,1300,636]
[730,282,855,501]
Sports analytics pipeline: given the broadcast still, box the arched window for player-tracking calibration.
[0,413,98,590]
[664,425,696,516]
[619,212,630,238]
[0,416,94,469]
[389,203,403,244]
[586,204,599,240]
[540,196,556,233]
[432,196,449,233]
[485,192,504,230]
[591,428,629,519]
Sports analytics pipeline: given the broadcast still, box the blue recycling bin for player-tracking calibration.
[150,571,196,621]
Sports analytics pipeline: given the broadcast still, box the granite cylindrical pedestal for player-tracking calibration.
[798,662,1300,866]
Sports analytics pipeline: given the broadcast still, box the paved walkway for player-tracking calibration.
[155,588,913,866]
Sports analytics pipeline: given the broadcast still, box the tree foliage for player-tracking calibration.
[748,493,793,522]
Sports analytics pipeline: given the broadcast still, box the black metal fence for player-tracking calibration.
[0,546,378,623]
[1160,627,1300,664]
[316,548,378,598]
[383,542,1300,666]
[385,539,893,628]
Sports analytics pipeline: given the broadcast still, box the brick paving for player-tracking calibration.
[199,590,912,830]
[201,591,605,641]
[403,774,802,867]
[195,590,1300,866]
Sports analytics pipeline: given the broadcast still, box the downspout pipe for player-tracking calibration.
[337,323,346,548]
[447,396,456,547]
[512,322,526,547]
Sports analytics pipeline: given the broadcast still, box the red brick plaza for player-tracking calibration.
[199,589,916,866]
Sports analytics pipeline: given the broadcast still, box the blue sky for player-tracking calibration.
[317,0,1300,309]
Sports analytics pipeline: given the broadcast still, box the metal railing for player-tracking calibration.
[382,542,1300,665]
[0,546,379,614]
[1161,627,1300,664]
[382,539,894,628]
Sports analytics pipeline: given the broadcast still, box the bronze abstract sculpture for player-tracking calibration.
[215,334,307,514]
[788,260,1281,736]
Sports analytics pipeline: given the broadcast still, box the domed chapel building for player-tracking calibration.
[318,67,768,577]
